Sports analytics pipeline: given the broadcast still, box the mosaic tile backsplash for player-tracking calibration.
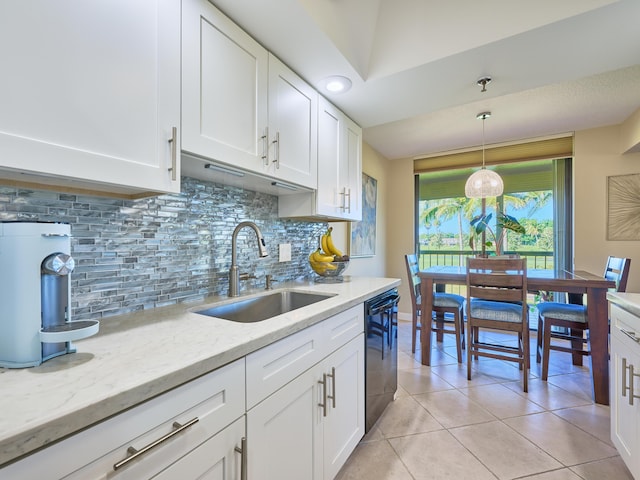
[0,177,327,321]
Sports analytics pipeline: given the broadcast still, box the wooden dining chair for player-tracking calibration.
[466,256,529,391]
[536,256,631,380]
[404,254,465,361]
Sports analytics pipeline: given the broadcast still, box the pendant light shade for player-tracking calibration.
[465,111,504,198]
[465,168,504,197]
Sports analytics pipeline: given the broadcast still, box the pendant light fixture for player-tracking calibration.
[464,111,504,198]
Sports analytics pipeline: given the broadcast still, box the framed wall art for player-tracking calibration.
[349,172,377,257]
[607,173,640,240]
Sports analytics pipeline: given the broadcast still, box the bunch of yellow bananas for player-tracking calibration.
[309,227,350,275]
[309,248,338,274]
[320,227,345,259]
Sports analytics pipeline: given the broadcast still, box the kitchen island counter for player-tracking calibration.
[0,276,399,467]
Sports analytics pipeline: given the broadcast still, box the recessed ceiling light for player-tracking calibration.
[320,75,352,94]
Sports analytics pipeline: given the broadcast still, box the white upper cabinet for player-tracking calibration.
[182,0,317,190]
[265,54,318,189]
[279,97,362,220]
[182,0,269,174]
[0,0,181,196]
[317,98,362,221]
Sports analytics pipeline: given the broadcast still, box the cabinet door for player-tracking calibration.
[316,98,343,217]
[610,312,640,479]
[315,97,362,221]
[247,365,323,480]
[322,334,365,480]
[152,417,245,480]
[266,54,318,189]
[341,117,363,221]
[0,0,180,195]
[182,0,268,174]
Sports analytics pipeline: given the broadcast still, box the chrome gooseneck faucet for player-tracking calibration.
[229,221,268,296]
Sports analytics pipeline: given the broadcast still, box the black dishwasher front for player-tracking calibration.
[364,288,399,432]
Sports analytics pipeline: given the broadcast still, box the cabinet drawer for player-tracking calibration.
[611,305,640,340]
[152,416,245,480]
[246,305,364,410]
[2,359,245,480]
[323,305,364,354]
[246,320,326,410]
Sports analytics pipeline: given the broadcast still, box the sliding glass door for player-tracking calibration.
[415,158,572,272]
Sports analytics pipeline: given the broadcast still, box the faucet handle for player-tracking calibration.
[239,272,256,281]
[265,274,279,290]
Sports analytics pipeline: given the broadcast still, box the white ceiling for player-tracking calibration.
[211,0,640,160]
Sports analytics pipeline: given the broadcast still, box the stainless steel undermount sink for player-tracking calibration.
[195,290,335,323]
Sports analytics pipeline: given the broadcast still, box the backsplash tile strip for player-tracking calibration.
[0,177,327,322]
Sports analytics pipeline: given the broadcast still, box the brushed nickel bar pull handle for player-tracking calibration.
[629,363,635,406]
[621,329,640,343]
[168,126,177,181]
[339,188,347,211]
[318,373,328,417]
[272,131,280,169]
[261,127,269,166]
[113,417,199,470]
[41,233,70,238]
[327,367,336,409]
[623,357,629,398]
[345,188,351,213]
[628,362,640,406]
[234,436,247,480]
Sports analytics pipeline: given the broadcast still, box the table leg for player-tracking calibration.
[568,293,585,366]
[587,287,609,405]
[420,278,434,366]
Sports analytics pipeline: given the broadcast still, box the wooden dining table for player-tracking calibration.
[418,266,616,405]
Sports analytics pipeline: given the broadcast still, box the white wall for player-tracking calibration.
[574,122,640,292]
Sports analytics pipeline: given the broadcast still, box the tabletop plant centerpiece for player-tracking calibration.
[469,212,525,257]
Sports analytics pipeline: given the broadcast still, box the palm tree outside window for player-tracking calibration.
[415,158,572,272]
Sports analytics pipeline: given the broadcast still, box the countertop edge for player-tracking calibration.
[607,292,640,318]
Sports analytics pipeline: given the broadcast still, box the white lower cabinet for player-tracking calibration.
[610,304,640,479]
[246,304,365,480]
[1,358,246,480]
[1,305,366,480]
[247,357,323,479]
[321,336,365,480]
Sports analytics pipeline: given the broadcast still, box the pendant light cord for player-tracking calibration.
[482,117,486,169]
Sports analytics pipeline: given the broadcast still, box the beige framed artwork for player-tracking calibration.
[607,173,640,240]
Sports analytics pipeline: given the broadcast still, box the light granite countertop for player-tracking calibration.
[608,292,640,324]
[0,276,400,467]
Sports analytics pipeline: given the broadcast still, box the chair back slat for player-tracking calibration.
[604,256,631,292]
[466,257,527,304]
[468,285,524,303]
[468,271,524,289]
[404,254,420,304]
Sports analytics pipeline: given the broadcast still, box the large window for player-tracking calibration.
[415,158,572,271]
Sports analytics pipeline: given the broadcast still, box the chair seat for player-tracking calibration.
[537,302,587,323]
[416,292,465,309]
[469,299,523,323]
[434,292,465,308]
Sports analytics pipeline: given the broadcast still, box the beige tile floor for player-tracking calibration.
[336,320,634,480]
